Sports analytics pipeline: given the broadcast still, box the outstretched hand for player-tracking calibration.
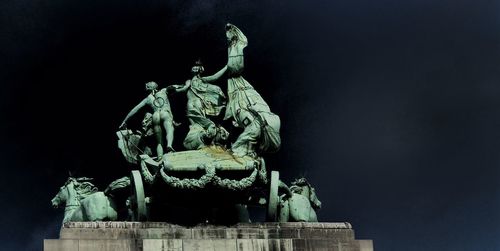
[166,85,179,91]
[119,122,127,130]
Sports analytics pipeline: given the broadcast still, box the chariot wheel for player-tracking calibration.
[130,170,148,221]
[266,170,279,222]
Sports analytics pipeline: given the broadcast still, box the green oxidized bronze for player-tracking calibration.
[202,23,281,157]
[51,176,129,223]
[120,81,177,157]
[278,178,322,222]
[52,24,321,225]
[171,60,228,150]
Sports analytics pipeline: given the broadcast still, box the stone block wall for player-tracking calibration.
[44,222,373,251]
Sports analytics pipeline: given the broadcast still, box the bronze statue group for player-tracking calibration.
[51,24,321,225]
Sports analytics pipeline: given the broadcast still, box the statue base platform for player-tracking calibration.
[44,222,373,251]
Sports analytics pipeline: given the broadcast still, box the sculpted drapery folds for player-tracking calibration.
[53,24,322,225]
[202,23,281,157]
[172,61,228,150]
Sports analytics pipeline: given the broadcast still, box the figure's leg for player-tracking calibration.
[232,110,260,157]
[152,112,164,157]
[161,111,175,152]
[183,124,206,150]
[278,199,290,223]
[187,99,212,128]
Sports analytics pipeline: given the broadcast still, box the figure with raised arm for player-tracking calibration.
[202,23,281,157]
[120,81,176,157]
[173,60,228,149]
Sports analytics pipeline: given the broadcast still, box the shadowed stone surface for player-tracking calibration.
[44,222,373,251]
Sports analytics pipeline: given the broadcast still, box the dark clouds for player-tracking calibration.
[0,0,499,250]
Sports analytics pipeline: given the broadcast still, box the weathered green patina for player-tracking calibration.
[120,81,177,157]
[278,178,322,222]
[171,60,228,150]
[51,177,126,223]
[52,24,321,225]
[202,24,281,157]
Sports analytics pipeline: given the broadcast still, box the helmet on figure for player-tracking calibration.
[191,59,204,74]
[145,81,158,91]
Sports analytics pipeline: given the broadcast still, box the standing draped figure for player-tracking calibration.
[173,61,228,150]
[203,23,281,157]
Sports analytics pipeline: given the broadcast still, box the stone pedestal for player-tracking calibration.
[44,222,373,251]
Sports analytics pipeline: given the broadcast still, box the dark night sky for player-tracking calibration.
[1,0,499,250]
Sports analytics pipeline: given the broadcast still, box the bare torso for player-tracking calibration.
[146,88,172,114]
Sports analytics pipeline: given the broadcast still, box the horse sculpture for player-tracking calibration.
[278,177,322,222]
[51,177,118,223]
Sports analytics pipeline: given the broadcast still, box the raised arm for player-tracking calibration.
[171,80,191,93]
[201,65,228,83]
[120,97,148,128]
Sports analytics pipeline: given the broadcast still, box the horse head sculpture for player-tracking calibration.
[51,177,94,208]
[278,177,322,223]
[51,176,116,223]
[290,177,322,210]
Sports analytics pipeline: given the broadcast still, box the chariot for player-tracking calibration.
[127,146,281,224]
[52,23,321,227]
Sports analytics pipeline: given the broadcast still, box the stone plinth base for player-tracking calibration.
[44,222,373,251]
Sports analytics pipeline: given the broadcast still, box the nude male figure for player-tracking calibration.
[120,81,175,157]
